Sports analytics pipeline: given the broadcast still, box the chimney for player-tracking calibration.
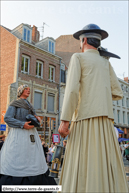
[124,77,129,83]
[32,25,40,43]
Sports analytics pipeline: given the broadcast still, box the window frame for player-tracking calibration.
[127,113,129,125]
[27,30,30,43]
[117,110,120,123]
[47,93,55,113]
[36,60,43,78]
[49,41,52,52]
[23,27,31,43]
[126,98,129,108]
[49,65,55,82]
[122,96,124,106]
[21,55,30,74]
[48,40,55,54]
[123,111,125,124]
[34,91,42,110]
[121,84,124,90]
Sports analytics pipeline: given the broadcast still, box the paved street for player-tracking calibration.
[53,157,129,192]
[123,157,129,185]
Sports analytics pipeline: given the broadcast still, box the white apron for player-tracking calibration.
[0,128,48,177]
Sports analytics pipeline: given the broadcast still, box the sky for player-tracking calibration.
[1,1,128,80]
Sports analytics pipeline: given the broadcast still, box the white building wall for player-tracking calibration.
[113,78,129,128]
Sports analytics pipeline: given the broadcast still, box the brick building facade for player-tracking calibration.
[0,24,62,142]
[55,35,81,67]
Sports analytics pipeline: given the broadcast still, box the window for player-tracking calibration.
[117,110,120,123]
[126,98,129,107]
[36,61,43,78]
[23,28,30,42]
[49,41,55,54]
[121,84,124,90]
[47,93,55,112]
[123,111,125,124]
[122,96,124,106]
[113,101,116,105]
[49,65,55,82]
[27,30,30,42]
[113,109,116,123]
[49,41,51,52]
[52,42,54,53]
[117,100,119,106]
[24,28,27,41]
[113,109,115,117]
[127,113,129,125]
[34,92,42,110]
[61,70,66,83]
[21,55,29,74]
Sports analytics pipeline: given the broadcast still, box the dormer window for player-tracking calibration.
[23,27,31,43]
[49,41,55,54]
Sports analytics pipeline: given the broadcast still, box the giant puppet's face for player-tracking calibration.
[20,87,30,99]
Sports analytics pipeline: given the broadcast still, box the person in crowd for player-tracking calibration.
[0,134,5,150]
[58,24,128,192]
[47,143,54,166]
[61,140,67,167]
[124,142,129,160]
[51,143,58,161]
[0,84,56,188]
[120,142,125,157]
[49,143,54,152]
[42,141,49,162]
[124,141,129,149]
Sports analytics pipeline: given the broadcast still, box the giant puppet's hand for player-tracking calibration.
[34,115,41,123]
[58,121,69,138]
[23,121,34,130]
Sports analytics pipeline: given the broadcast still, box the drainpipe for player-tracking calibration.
[58,58,62,129]
[16,40,21,86]
[58,58,63,145]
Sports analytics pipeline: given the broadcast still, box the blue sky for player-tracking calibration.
[1,1,128,79]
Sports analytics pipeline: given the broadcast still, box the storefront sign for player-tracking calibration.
[0,124,6,131]
[52,134,60,143]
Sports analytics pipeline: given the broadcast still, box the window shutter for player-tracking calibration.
[34,92,42,110]
[47,94,54,112]
[27,30,30,42]
[61,70,66,83]
[24,28,26,41]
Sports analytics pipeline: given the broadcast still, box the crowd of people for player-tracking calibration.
[38,136,67,167]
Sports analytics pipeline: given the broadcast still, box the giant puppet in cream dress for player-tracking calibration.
[58,24,128,193]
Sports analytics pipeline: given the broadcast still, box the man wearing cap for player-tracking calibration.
[0,85,56,187]
[58,24,128,192]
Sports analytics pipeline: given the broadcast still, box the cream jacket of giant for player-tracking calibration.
[61,49,123,122]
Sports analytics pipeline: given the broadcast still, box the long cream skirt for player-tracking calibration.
[59,117,128,193]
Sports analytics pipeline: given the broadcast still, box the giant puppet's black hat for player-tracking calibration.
[73,24,108,40]
[98,47,121,59]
